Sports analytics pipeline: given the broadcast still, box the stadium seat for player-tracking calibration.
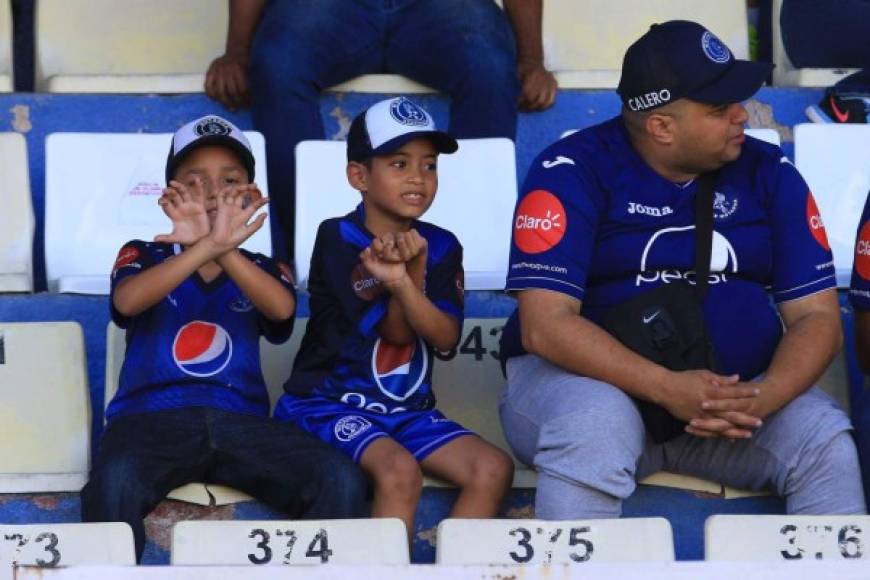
[771,0,859,87]
[0,0,11,92]
[0,133,35,291]
[171,519,408,565]
[544,0,749,88]
[294,138,516,291]
[0,522,135,572]
[436,517,674,564]
[44,131,270,294]
[705,515,870,561]
[0,322,90,492]
[794,123,870,287]
[34,0,226,93]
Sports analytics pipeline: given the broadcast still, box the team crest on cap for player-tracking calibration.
[172,321,233,377]
[701,31,731,64]
[390,97,429,127]
[334,415,373,442]
[371,337,428,401]
[195,117,232,137]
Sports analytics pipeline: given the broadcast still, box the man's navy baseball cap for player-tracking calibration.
[347,96,458,162]
[165,115,255,184]
[617,20,773,112]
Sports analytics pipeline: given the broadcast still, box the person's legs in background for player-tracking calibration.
[248,0,384,261]
[385,0,520,140]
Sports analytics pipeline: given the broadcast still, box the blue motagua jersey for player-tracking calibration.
[501,116,836,380]
[279,203,464,414]
[107,241,295,422]
[851,193,870,312]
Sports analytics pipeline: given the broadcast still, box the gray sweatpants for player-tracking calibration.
[500,354,867,519]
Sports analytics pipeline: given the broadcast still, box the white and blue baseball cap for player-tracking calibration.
[347,97,458,162]
[165,115,255,184]
[617,20,773,112]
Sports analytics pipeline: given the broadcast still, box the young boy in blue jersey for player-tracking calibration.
[275,97,513,538]
[81,115,367,560]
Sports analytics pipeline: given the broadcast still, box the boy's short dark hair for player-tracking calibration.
[347,97,458,163]
[165,115,256,184]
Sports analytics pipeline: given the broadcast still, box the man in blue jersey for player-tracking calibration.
[81,115,367,560]
[499,20,866,518]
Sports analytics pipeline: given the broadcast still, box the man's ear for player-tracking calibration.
[346,161,368,192]
[645,111,676,145]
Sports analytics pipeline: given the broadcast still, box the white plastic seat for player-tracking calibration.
[45,131,270,294]
[0,522,135,575]
[0,322,89,492]
[705,515,870,561]
[171,519,408,565]
[771,0,859,87]
[795,123,870,287]
[294,138,516,290]
[544,0,749,89]
[0,0,11,91]
[34,0,226,93]
[0,133,35,291]
[436,517,674,565]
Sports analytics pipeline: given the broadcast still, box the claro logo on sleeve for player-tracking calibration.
[806,192,830,251]
[514,190,567,254]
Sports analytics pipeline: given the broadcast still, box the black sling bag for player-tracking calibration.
[602,171,721,443]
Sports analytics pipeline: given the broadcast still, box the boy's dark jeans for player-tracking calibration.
[81,407,369,560]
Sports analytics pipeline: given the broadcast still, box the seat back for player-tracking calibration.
[705,515,870,561]
[45,131,270,294]
[171,519,408,565]
[0,0,11,91]
[544,0,749,88]
[795,123,870,286]
[0,133,34,291]
[436,517,674,564]
[294,138,516,290]
[34,0,226,92]
[1,522,135,575]
[0,322,89,492]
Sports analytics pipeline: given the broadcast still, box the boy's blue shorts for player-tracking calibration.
[275,395,473,463]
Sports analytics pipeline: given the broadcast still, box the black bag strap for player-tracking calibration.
[693,171,717,300]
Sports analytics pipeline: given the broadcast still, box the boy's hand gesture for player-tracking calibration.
[360,245,408,288]
[372,230,427,264]
[154,179,211,245]
[207,184,268,254]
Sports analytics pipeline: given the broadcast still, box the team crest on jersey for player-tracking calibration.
[371,337,428,401]
[806,192,830,251]
[352,263,383,300]
[390,97,429,127]
[229,296,254,313]
[701,31,730,64]
[195,117,232,137]
[856,221,870,281]
[514,190,567,254]
[334,415,372,442]
[112,246,141,275]
[172,321,233,377]
[712,191,739,220]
